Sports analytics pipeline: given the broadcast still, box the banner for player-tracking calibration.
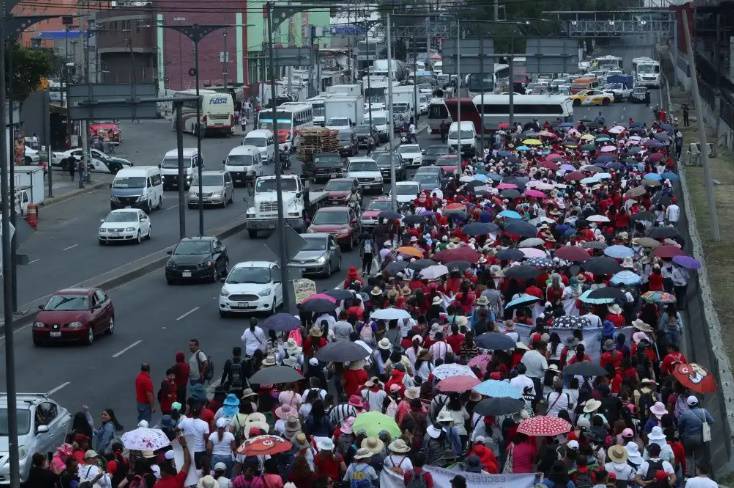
[380,465,538,488]
[514,325,634,363]
[293,278,316,304]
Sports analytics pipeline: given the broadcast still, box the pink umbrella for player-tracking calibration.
[436,375,482,393]
[600,145,617,153]
[468,354,492,374]
[519,247,546,258]
[525,189,546,198]
[497,182,518,190]
[539,130,558,139]
[517,416,571,437]
[301,293,336,303]
[545,153,564,162]
[608,125,625,135]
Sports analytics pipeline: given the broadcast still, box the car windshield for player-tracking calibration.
[367,200,393,211]
[227,154,255,166]
[338,132,353,142]
[314,156,341,167]
[436,158,459,166]
[105,211,138,223]
[448,130,475,139]
[414,173,437,184]
[371,116,387,125]
[0,409,30,435]
[395,184,419,195]
[192,175,224,186]
[325,180,353,191]
[256,178,298,192]
[349,161,378,172]
[313,210,349,225]
[113,176,146,189]
[302,236,327,251]
[398,145,420,154]
[328,118,350,126]
[374,154,399,166]
[245,137,267,147]
[161,157,192,169]
[355,126,371,135]
[45,294,90,311]
[638,64,659,74]
[174,240,211,255]
[426,146,449,156]
[227,267,271,284]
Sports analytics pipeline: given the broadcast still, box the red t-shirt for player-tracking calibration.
[135,372,153,404]
[315,452,344,481]
[343,368,368,397]
[153,470,187,488]
[446,333,465,354]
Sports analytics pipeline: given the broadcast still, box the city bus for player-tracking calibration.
[306,95,326,126]
[592,55,623,71]
[427,98,450,135]
[256,103,313,151]
[471,94,573,131]
[466,64,509,97]
[174,89,235,137]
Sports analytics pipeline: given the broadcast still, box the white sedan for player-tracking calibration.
[52,148,132,174]
[397,144,423,168]
[98,208,151,245]
[218,261,283,316]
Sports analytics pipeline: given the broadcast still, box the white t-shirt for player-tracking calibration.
[604,462,636,481]
[520,350,548,379]
[241,327,268,356]
[666,204,680,223]
[637,459,675,478]
[208,431,235,456]
[216,476,232,488]
[362,388,387,412]
[384,454,413,472]
[510,374,535,397]
[179,417,210,452]
[685,477,718,488]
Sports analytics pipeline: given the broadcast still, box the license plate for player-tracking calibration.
[330,173,338,177]
[182,271,192,278]
[232,303,252,309]
[109,232,119,237]
[50,331,61,337]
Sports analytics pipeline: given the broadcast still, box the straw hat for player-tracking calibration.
[404,387,420,400]
[583,399,602,413]
[309,326,323,337]
[262,354,277,367]
[476,295,489,306]
[284,416,301,438]
[240,388,257,400]
[275,404,296,420]
[246,412,267,424]
[388,439,411,453]
[354,447,373,460]
[361,436,385,454]
[632,319,653,333]
[608,445,628,464]
[371,286,383,296]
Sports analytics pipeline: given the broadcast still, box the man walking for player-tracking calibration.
[188,338,209,386]
[682,104,690,127]
[135,363,156,422]
[665,198,680,226]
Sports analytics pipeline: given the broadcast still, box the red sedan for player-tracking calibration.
[32,288,115,346]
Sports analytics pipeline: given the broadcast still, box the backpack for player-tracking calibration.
[645,459,665,481]
[405,470,429,488]
[127,474,145,488]
[229,361,244,388]
[349,464,372,488]
[638,392,655,422]
[197,350,215,381]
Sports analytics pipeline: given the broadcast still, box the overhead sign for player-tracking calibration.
[525,38,580,74]
[441,38,494,74]
[272,47,312,67]
[68,83,158,120]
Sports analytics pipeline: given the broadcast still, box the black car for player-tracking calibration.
[373,151,406,181]
[422,145,452,166]
[309,153,343,182]
[338,131,358,157]
[165,236,229,284]
[353,124,377,149]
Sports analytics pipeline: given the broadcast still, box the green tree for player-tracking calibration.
[7,43,57,101]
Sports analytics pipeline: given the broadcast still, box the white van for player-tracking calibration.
[243,129,275,164]
[224,145,264,186]
[110,166,164,213]
[160,148,199,190]
[447,121,477,157]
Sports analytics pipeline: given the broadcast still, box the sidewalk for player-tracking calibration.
[42,171,114,206]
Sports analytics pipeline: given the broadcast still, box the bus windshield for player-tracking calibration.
[638,64,659,74]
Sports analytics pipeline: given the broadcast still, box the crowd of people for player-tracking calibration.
[23,116,721,488]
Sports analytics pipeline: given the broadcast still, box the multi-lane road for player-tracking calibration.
[0,94,661,428]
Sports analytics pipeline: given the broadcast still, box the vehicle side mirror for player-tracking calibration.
[296,192,302,198]
[166,250,172,255]
[37,425,49,434]
[222,159,226,165]
[38,304,44,310]
[100,218,105,223]
[109,183,113,189]
[219,276,226,283]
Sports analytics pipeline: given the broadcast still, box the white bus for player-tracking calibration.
[632,57,660,88]
[471,94,573,130]
[466,64,509,97]
[427,98,450,135]
[174,89,235,137]
[256,103,313,151]
[307,95,326,126]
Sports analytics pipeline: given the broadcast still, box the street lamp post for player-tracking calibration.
[386,13,397,210]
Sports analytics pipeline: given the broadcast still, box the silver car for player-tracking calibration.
[188,170,234,208]
[0,393,72,484]
[289,233,342,277]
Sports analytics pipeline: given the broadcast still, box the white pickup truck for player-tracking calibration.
[245,174,327,238]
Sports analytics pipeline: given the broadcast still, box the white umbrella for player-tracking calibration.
[608,125,625,134]
[586,215,610,223]
[121,427,171,451]
[518,237,544,247]
[433,363,478,380]
[420,264,449,280]
[526,181,555,191]
[520,247,546,258]
[370,308,411,321]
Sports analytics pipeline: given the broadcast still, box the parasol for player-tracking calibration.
[436,375,481,393]
[259,313,301,332]
[496,248,525,261]
[504,266,541,280]
[610,271,642,286]
[672,255,701,270]
[407,259,437,271]
[653,245,685,259]
[473,380,522,399]
[249,366,304,385]
[603,245,634,259]
[419,264,450,280]
[555,246,590,262]
[641,290,677,304]
[433,363,478,380]
[476,332,518,350]
[673,363,717,394]
[353,412,401,438]
[517,416,572,437]
[370,308,411,321]
[397,246,424,259]
[237,435,292,456]
[563,362,608,377]
[121,427,171,451]
[582,256,622,275]
[474,397,526,416]
[316,341,371,363]
[434,247,480,263]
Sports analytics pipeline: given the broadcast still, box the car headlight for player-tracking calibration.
[32,321,44,328]
[111,196,120,202]
[125,227,135,232]
[166,261,176,269]
[201,260,213,268]
[316,255,327,264]
[99,228,107,233]
[211,192,222,198]
[258,288,272,297]
[68,321,83,329]
[220,288,230,297]
[375,177,383,182]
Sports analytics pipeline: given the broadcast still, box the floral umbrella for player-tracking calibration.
[673,363,717,394]
[237,435,292,456]
[517,416,572,437]
[467,354,492,374]
[641,291,677,304]
[433,363,478,380]
[121,427,171,451]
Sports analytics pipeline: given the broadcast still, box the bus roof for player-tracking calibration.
[471,94,570,105]
[274,103,312,112]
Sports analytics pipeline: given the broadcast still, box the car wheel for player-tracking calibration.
[85,327,94,346]
[98,239,106,246]
[248,229,257,238]
[336,256,342,272]
[602,98,610,106]
[166,278,174,285]
[158,197,163,210]
[269,299,276,314]
[324,261,332,278]
[106,316,114,335]
[146,227,152,240]
[136,231,142,244]
[32,335,43,347]
[219,310,229,318]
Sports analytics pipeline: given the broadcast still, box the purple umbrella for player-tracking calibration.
[560,164,575,173]
[673,255,701,270]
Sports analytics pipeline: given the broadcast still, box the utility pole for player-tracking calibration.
[175,102,186,239]
[681,11,720,241]
[222,30,228,90]
[509,36,515,128]
[386,13,397,210]
[455,20,461,156]
[494,0,499,20]
[479,37,485,153]
[194,37,203,235]
[365,26,372,133]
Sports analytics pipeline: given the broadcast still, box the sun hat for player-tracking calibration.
[476,295,489,306]
[215,417,228,429]
[284,416,301,437]
[348,394,365,409]
[141,450,155,459]
[262,354,277,366]
[213,462,227,472]
[389,384,401,393]
[436,410,454,423]
[84,450,99,460]
[417,349,432,361]
[388,439,411,453]
[567,440,580,450]
[378,338,392,350]
[240,388,257,400]
[625,442,644,465]
[648,426,666,442]
[361,436,385,454]
[197,475,218,488]
[686,395,699,407]
[354,447,373,460]
[404,387,420,400]
[317,437,335,451]
[371,286,383,296]
[309,326,323,337]
[547,364,560,373]
[650,401,668,418]
[632,319,653,332]
[608,304,623,314]
[608,445,628,464]
[583,399,602,414]
[622,428,634,438]
[426,424,442,439]
[171,401,182,412]
[275,404,296,420]
[341,416,355,434]
[164,450,176,461]
[56,443,73,457]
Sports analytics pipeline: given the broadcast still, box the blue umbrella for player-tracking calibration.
[604,245,634,259]
[595,155,615,163]
[558,122,574,128]
[497,150,515,158]
[498,209,522,220]
[463,222,499,236]
[605,161,625,170]
[661,171,680,181]
[472,174,489,182]
[611,270,642,286]
[473,380,522,399]
[516,145,530,151]
[505,293,541,309]
[578,289,615,305]
[260,313,301,332]
[486,172,503,181]
[643,172,662,181]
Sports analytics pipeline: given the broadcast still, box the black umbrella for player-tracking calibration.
[563,362,608,377]
[647,226,681,240]
[631,211,655,223]
[378,210,401,220]
[323,289,355,301]
[500,189,522,199]
[503,220,538,238]
[299,298,338,314]
[496,248,525,261]
[316,340,370,363]
[385,261,410,275]
[587,287,625,303]
[580,241,607,250]
[474,397,526,416]
[582,256,621,275]
[260,313,301,332]
[465,180,486,188]
[463,222,499,236]
[403,214,430,225]
[407,259,437,271]
[447,260,472,273]
[552,316,590,328]
[476,332,517,350]
[249,366,304,385]
[504,265,541,280]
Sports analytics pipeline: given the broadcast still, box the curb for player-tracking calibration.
[42,180,110,208]
[1,219,248,334]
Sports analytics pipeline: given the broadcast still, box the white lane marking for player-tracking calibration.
[112,339,142,358]
[47,381,70,395]
[176,306,200,321]
[29,259,40,264]
[165,204,180,211]
[63,244,78,251]
[0,323,32,340]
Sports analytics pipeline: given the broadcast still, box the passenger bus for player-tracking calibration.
[427,98,450,134]
[472,94,573,131]
[306,95,326,126]
[256,103,313,151]
[174,89,235,136]
[592,55,623,71]
[466,64,509,97]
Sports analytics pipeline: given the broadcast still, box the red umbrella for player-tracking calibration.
[525,189,546,198]
[237,435,292,456]
[434,247,481,263]
[555,246,591,263]
[546,153,564,162]
[539,160,558,170]
[436,375,481,393]
[673,363,717,394]
[564,171,585,182]
[648,152,665,163]
[653,245,685,259]
[497,182,518,190]
[301,293,336,304]
[517,416,572,437]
